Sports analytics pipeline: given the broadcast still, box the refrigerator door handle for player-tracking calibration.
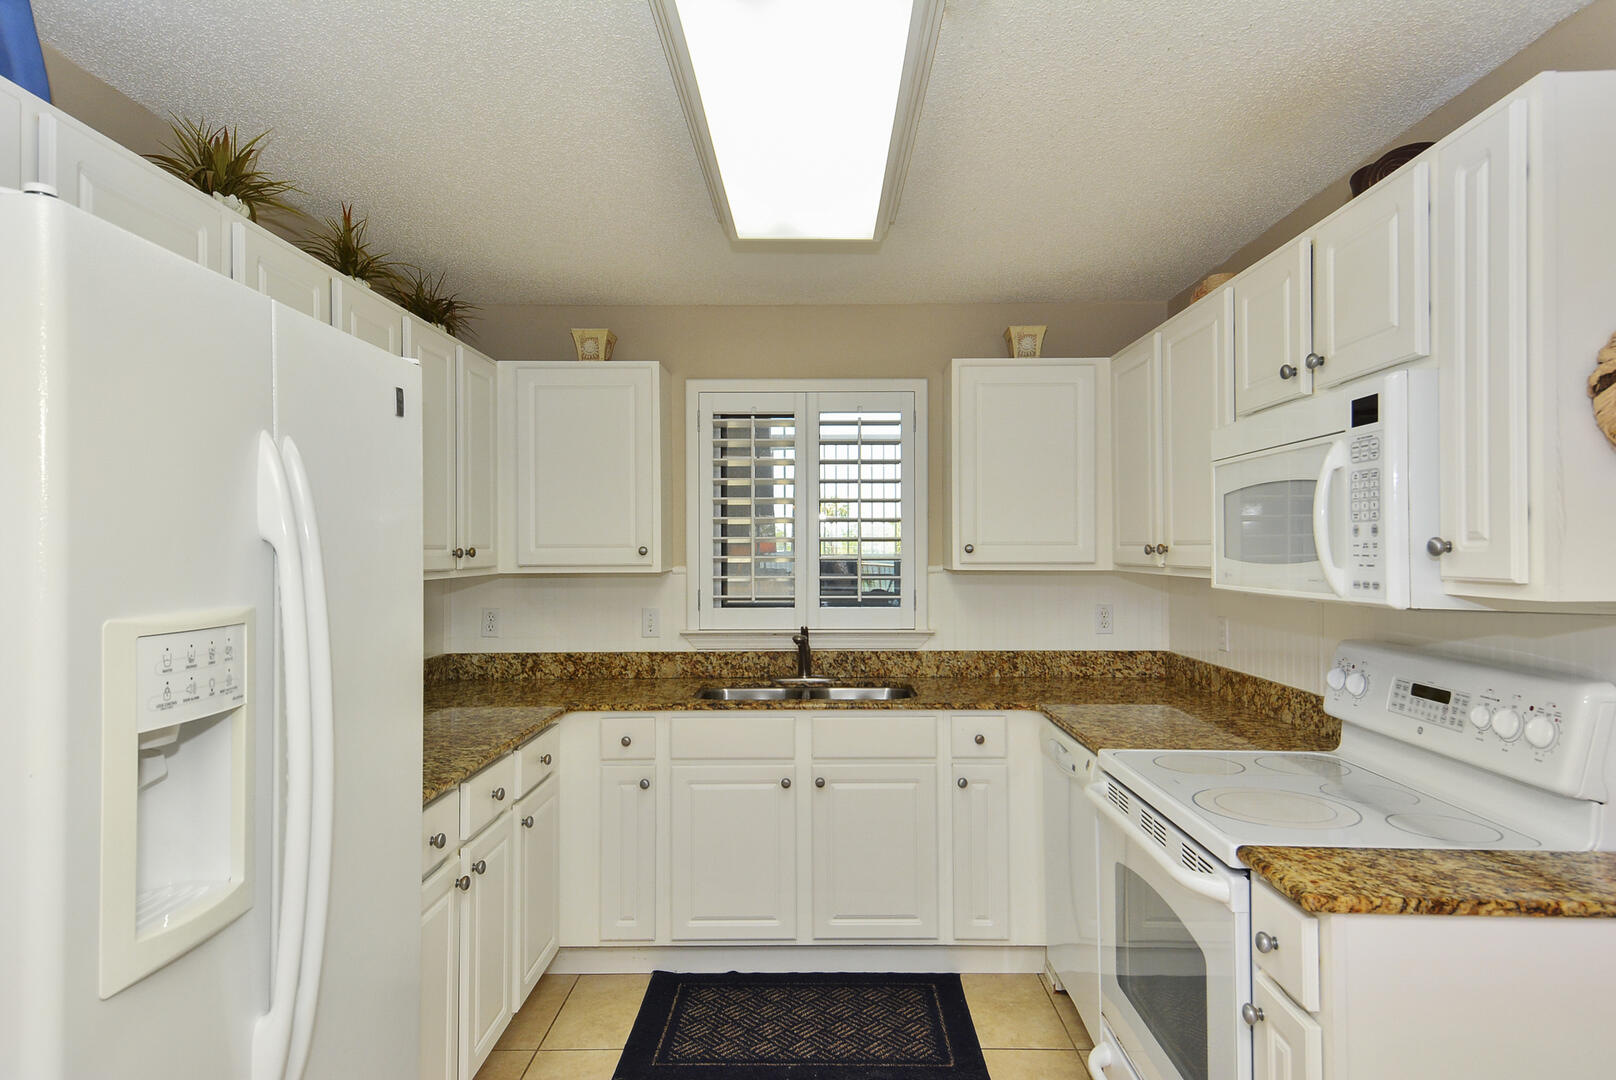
[280,436,335,1080]
[252,432,314,1080]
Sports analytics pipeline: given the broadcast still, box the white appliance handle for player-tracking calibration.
[252,432,312,1080]
[1311,440,1350,599]
[1085,785,1234,907]
[1086,1037,1124,1080]
[280,437,334,1080]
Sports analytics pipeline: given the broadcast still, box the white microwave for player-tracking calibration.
[1211,368,1465,608]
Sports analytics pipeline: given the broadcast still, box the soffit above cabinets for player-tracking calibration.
[30,0,1589,305]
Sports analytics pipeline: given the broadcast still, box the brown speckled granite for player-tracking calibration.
[1163,653,1336,743]
[1240,846,1616,917]
[422,704,565,804]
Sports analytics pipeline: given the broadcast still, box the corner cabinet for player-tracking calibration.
[948,358,1108,570]
[501,361,665,573]
[416,318,497,576]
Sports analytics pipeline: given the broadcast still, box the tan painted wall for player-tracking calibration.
[40,44,170,158]
[1168,0,1616,312]
[472,301,1166,566]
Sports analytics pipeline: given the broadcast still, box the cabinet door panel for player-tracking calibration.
[419,861,458,1080]
[811,764,937,939]
[0,76,39,191]
[234,222,333,322]
[1434,98,1530,584]
[599,764,657,940]
[335,278,403,354]
[1314,162,1431,387]
[955,361,1099,566]
[457,348,498,570]
[460,818,513,1078]
[1159,296,1226,569]
[671,765,796,940]
[411,319,459,573]
[952,764,1009,940]
[1233,240,1312,416]
[1110,337,1160,568]
[1252,971,1323,1080]
[514,776,559,1000]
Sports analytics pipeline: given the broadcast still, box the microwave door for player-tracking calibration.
[1213,434,1340,600]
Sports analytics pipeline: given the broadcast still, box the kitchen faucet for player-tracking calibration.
[792,625,812,680]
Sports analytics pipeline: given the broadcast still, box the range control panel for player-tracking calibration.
[1325,640,1616,800]
[134,622,247,733]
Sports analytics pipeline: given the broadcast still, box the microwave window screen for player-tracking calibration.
[1223,480,1317,565]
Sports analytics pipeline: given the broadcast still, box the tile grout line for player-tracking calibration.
[535,974,584,1052]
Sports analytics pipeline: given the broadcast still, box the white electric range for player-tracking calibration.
[1083,641,1616,1080]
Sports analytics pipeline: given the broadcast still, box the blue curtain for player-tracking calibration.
[0,0,49,101]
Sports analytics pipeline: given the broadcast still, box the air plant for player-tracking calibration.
[298,203,401,288]
[146,115,302,222]
[381,266,479,339]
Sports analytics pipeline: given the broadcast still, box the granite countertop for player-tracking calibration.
[422,703,565,804]
[1240,846,1616,917]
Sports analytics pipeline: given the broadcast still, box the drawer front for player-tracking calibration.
[422,794,460,878]
[600,715,657,760]
[812,713,938,759]
[459,753,518,841]
[950,713,1007,758]
[516,725,560,796]
[1252,880,1321,1012]
[671,714,795,759]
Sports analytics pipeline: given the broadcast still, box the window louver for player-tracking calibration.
[711,412,797,608]
[817,410,902,609]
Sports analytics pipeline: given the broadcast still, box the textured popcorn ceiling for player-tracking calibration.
[32,0,1586,305]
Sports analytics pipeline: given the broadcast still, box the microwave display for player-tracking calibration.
[1351,393,1380,427]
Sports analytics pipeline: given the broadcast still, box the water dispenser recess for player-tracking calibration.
[99,609,255,999]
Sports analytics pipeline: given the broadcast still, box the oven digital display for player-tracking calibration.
[1410,683,1452,704]
[1351,393,1380,427]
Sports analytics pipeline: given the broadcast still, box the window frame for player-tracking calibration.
[686,379,928,636]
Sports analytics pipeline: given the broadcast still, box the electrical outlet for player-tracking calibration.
[641,607,660,638]
[1095,603,1114,635]
[481,608,500,638]
[1217,616,1232,653]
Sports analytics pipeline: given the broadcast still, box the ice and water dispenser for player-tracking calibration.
[99,609,254,997]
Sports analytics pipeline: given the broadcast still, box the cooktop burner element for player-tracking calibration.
[1386,813,1507,844]
[1151,752,1247,775]
[1254,754,1352,780]
[1193,787,1363,828]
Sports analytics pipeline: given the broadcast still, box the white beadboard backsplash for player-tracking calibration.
[427,569,1172,655]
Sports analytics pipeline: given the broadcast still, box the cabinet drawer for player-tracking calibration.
[672,714,795,759]
[812,713,937,759]
[600,715,657,760]
[422,794,460,878]
[950,714,1007,758]
[459,754,517,841]
[515,725,560,796]
[1252,880,1321,1012]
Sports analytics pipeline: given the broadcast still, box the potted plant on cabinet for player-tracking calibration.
[299,202,401,291]
[381,266,478,339]
[146,116,303,223]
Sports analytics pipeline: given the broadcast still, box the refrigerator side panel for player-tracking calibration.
[0,194,277,1078]
[272,306,424,1079]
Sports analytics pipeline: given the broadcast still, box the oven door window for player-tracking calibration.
[1115,864,1208,1080]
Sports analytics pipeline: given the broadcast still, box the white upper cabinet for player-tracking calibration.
[1232,239,1313,416]
[231,221,334,323]
[414,319,497,577]
[457,348,498,571]
[670,764,797,941]
[1312,161,1431,387]
[950,358,1106,569]
[0,76,39,191]
[334,276,403,355]
[505,361,664,572]
[1110,335,1160,569]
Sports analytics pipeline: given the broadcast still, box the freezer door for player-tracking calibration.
[270,305,423,1079]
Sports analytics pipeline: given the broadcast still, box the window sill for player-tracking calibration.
[679,629,936,651]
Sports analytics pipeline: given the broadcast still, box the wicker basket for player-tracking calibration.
[1589,331,1616,450]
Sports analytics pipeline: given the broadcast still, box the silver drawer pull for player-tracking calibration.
[780,777,792,788]
[1241,1002,1264,1026]
[455,875,471,891]
[815,777,825,788]
[638,545,649,556]
[472,860,487,875]
[540,753,553,765]
[428,832,447,849]
[1279,363,1298,380]
[974,733,985,745]
[621,735,632,747]
[639,778,650,790]
[521,815,534,828]
[963,543,975,554]
[1304,352,1326,370]
[957,776,969,789]
[465,546,477,558]
[491,786,506,801]
[1254,931,1278,953]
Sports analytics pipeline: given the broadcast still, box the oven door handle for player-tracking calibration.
[1085,1037,1119,1079]
[1311,439,1350,599]
[1086,785,1234,908]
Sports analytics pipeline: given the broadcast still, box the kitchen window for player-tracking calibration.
[686,381,926,635]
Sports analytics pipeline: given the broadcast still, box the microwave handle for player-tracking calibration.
[1312,440,1350,599]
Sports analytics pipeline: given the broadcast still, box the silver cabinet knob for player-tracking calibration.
[621,735,632,747]
[963,544,974,554]
[472,859,487,874]
[521,815,534,828]
[1427,537,1453,557]
[1254,931,1278,953]
[491,786,505,801]
[455,875,471,891]
[1143,545,1153,555]
[957,776,969,789]
[1241,1002,1264,1026]
[1279,363,1298,380]
[1304,352,1326,370]
[465,546,477,558]
[452,547,465,558]
[638,545,649,556]
[780,777,791,788]
[639,778,650,790]
[974,733,985,745]
[540,753,553,766]
[428,832,447,849]
[1157,543,1170,555]
[815,777,825,788]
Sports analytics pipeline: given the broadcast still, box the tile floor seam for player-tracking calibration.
[537,974,581,1048]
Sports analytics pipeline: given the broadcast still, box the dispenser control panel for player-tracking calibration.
[134,622,246,733]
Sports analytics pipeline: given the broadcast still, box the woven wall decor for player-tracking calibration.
[1589,331,1616,449]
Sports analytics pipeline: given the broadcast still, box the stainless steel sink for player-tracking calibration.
[696,686,802,701]
[695,684,916,702]
[804,686,917,701]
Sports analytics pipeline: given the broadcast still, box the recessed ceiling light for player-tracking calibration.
[652,0,943,248]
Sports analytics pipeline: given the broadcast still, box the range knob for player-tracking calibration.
[1325,667,1347,691]
[1468,705,1493,731]
[1524,714,1557,749]
[1491,707,1522,741]
[1344,671,1368,698]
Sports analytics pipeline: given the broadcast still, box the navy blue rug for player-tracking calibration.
[614,971,990,1079]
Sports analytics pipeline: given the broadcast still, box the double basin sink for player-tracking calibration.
[697,683,917,702]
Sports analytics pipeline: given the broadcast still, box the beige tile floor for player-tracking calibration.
[476,970,1093,1080]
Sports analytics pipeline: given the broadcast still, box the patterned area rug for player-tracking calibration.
[614,972,990,1079]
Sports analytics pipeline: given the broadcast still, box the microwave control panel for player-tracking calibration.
[1347,430,1385,597]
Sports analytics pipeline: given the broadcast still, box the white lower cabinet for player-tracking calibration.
[810,763,939,939]
[951,763,1009,940]
[1252,970,1323,1080]
[599,763,658,941]
[670,763,797,940]
[419,859,460,1080]
[460,815,515,1079]
[513,775,559,1001]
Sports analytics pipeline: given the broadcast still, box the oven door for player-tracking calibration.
[1212,432,1353,601]
[1089,783,1250,1080]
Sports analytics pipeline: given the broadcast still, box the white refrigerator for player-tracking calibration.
[0,193,423,1079]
